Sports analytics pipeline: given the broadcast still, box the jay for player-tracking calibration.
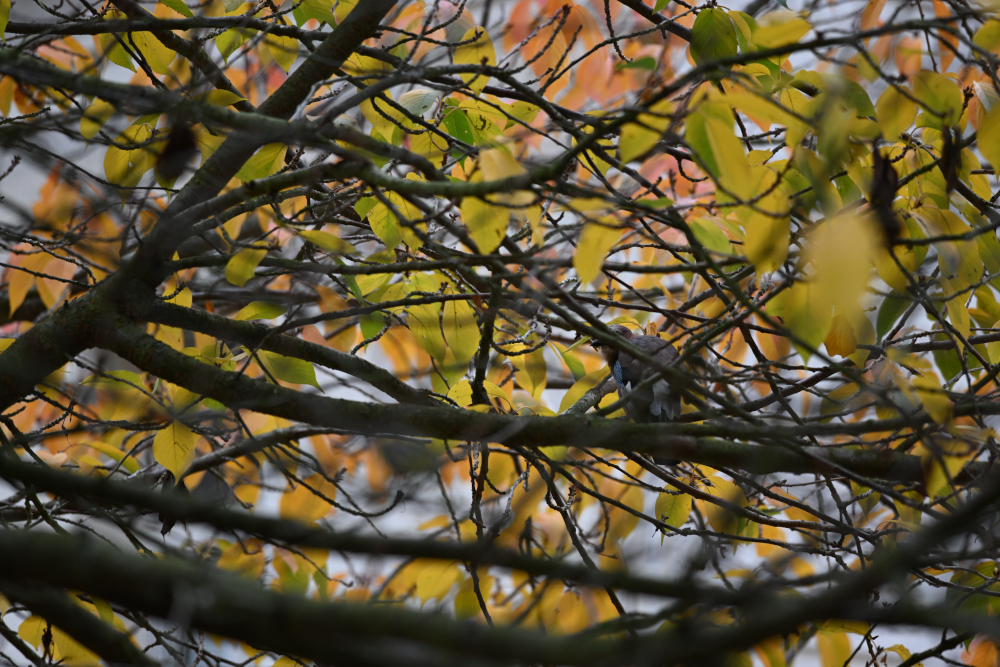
[589,324,682,423]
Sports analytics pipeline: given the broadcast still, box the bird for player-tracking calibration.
[589,324,682,423]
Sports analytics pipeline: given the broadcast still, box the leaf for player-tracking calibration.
[261,350,321,389]
[0,0,9,38]
[913,71,964,129]
[817,631,852,667]
[298,230,356,255]
[691,9,738,67]
[225,247,266,286]
[655,491,692,529]
[161,0,194,17]
[215,29,245,62]
[559,368,610,412]
[84,370,145,391]
[461,197,508,254]
[876,86,917,140]
[702,476,747,535]
[99,21,136,71]
[236,142,285,182]
[455,575,493,620]
[876,294,908,342]
[132,31,176,75]
[408,304,447,361]
[574,219,622,284]
[824,313,857,357]
[912,373,952,424]
[454,27,496,93]
[104,121,155,191]
[619,99,673,163]
[233,301,287,321]
[80,98,115,141]
[442,298,480,366]
[616,56,657,71]
[987,319,1000,363]
[153,421,195,479]
[280,473,336,523]
[264,32,298,72]
[978,106,1000,180]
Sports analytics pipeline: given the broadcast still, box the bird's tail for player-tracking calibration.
[650,380,681,421]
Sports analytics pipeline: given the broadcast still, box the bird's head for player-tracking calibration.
[589,324,634,366]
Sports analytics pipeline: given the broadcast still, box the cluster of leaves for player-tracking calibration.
[3,0,1000,665]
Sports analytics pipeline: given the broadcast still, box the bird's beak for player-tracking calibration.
[588,338,601,348]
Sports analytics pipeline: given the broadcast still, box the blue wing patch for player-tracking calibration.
[613,359,624,389]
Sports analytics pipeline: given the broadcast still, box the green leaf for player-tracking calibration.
[261,351,320,389]
[653,0,669,11]
[875,294,908,342]
[225,247,267,287]
[153,421,195,479]
[236,143,285,182]
[292,0,334,26]
[690,9,738,67]
[160,0,194,17]
[615,56,657,71]
[233,301,287,321]
[443,107,475,152]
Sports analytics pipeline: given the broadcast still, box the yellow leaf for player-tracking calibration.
[752,13,811,50]
[408,304,447,360]
[132,31,175,74]
[442,298,480,365]
[824,313,857,357]
[235,142,285,182]
[978,106,1000,181]
[705,116,752,200]
[153,421,195,478]
[453,27,496,93]
[233,301,287,321]
[0,0,9,37]
[446,378,512,410]
[461,196,509,254]
[655,490,692,529]
[80,98,115,141]
[455,575,493,620]
[225,246,266,286]
[912,373,952,424]
[619,99,673,163]
[876,86,917,140]
[988,319,1000,363]
[105,122,155,190]
[574,218,623,283]
[817,632,852,667]
[280,473,337,523]
[264,32,298,72]
[702,476,747,535]
[912,71,964,129]
[217,539,266,578]
[298,230,356,255]
[742,190,790,273]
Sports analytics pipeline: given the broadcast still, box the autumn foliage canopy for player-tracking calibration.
[3,0,1000,664]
